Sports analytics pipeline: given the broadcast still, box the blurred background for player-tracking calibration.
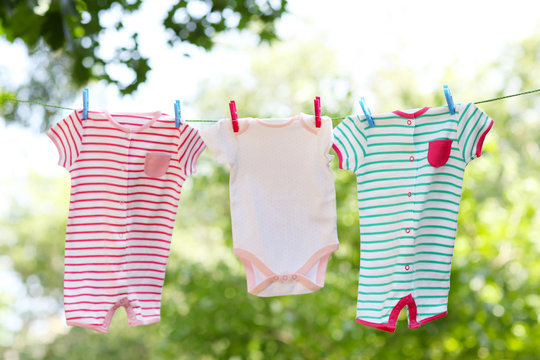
[1,1,540,359]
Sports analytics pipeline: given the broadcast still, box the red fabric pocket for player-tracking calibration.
[427,140,452,168]
[144,152,171,177]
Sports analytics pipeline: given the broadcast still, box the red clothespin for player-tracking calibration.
[229,100,239,132]
[314,96,321,128]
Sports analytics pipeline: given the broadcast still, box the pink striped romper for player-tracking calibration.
[47,110,206,333]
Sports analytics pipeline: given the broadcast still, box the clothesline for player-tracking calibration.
[1,88,539,123]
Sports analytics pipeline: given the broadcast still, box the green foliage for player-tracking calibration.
[2,32,540,360]
[0,0,288,128]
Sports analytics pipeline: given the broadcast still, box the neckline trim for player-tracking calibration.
[392,107,430,119]
[103,111,161,133]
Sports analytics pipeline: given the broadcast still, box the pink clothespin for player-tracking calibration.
[314,96,321,128]
[229,100,239,133]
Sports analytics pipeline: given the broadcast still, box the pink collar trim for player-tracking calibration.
[103,111,161,133]
[392,107,430,119]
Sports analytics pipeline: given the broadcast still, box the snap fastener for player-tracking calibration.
[292,275,297,280]
[409,156,415,161]
[405,265,410,271]
[408,192,412,197]
[273,276,279,281]
[407,120,412,125]
[405,228,411,233]
[282,275,288,281]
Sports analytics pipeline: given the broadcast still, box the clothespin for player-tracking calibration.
[443,85,456,115]
[174,100,181,128]
[359,97,375,127]
[314,96,321,128]
[82,88,89,120]
[229,100,239,132]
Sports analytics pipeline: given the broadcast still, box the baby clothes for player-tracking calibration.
[201,114,339,297]
[333,103,493,332]
[48,110,205,333]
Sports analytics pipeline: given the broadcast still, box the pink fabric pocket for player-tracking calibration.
[144,152,171,177]
[427,140,452,168]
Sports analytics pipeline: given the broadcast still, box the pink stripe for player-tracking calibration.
[82,141,176,153]
[70,173,179,185]
[50,127,67,167]
[66,245,169,251]
[58,122,73,166]
[64,284,163,290]
[332,144,344,169]
[64,253,170,259]
[68,213,175,222]
[70,190,180,201]
[65,268,166,274]
[392,107,430,119]
[64,291,162,297]
[65,238,171,244]
[64,276,164,282]
[65,115,79,157]
[189,141,206,175]
[70,182,180,193]
[70,198,177,207]
[65,261,167,266]
[69,206,177,215]
[66,221,173,229]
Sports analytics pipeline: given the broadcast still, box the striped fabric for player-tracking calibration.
[47,110,205,333]
[333,103,493,332]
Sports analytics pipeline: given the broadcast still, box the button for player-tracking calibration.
[291,275,297,280]
[282,275,288,281]
[273,276,279,282]
[407,120,412,125]
[408,192,412,197]
[405,228,411,233]
[405,265,410,271]
[409,156,415,161]
[118,233,125,239]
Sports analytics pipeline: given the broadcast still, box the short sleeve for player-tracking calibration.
[177,124,206,177]
[199,119,236,165]
[332,115,368,172]
[47,110,84,170]
[456,103,494,164]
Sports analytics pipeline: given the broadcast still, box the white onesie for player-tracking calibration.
[201,114,339,297]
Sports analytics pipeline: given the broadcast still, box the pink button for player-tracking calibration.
[273,276,279,281]
[405,265,410,271]
[405,228,411,233]
[409,156,415,161]
[282,275,288,281]
[408,192,412,197]
[292,275,297,280]
[407,120,412,125]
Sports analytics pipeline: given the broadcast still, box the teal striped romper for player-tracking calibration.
[333,103,493,332]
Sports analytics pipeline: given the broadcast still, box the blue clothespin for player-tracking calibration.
[82,88,89,120]
[174,100,181,128]
[443,85,455,115]
[359,97,375,127]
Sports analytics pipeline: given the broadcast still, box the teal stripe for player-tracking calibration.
[358,162,465,174]
[470,118,491,160]
[359,198,460,211]
[334,127,353,171]
[349,116,368,142]
[335,125,358,171]
[360,260,452,269]
[359,181,463,192]
[359,189,461,202]
[462,113,484,161]
[363,119,458,130]
[357,303,448,311]
[361,155,464,168]
[368,138,454,147]
[358,286,450,295]
[357,172,463,185]
[361,225,456,236]
[366,128,456,138]
[360,207,459,219]
[361,235,415,244]
[359,295,448,303]
[361,251,453,261]
[361,218,414,228]
[343,117,366,158]
[360,269,451,277]
[361,243,454,253]
[358,110,452,123]
[367,147,459,157]
[457,105,477,144]
[358,278,450,287]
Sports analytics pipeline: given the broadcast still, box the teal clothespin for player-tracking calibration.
[443,85,455,115]
[82,88,89,119]
[174,100,181,128]
[359,97,375,127]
